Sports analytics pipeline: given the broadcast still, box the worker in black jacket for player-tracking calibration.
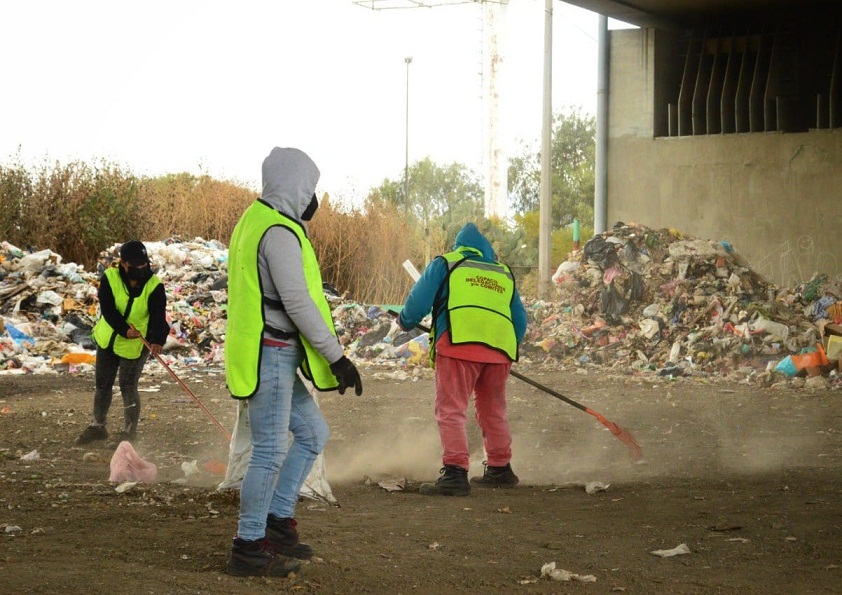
[75,240,169,445]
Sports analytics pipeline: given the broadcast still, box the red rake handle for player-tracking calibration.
[136,333,231,441]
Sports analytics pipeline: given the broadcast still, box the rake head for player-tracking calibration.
[596,416,643,461]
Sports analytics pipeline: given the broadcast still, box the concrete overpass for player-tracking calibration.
[560,0,842,288]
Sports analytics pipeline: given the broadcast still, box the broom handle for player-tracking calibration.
[135,330,231,441]
[508,369,588,412]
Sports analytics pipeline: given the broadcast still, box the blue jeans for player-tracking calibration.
[237,342,330,540]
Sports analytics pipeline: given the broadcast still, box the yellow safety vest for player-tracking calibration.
[92,266,161,359]
[441,248,518,361]
[225,200,339,398]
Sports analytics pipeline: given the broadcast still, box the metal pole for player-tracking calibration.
[404,56,413,207]
[538,0,553,299]
[594,14,609,233]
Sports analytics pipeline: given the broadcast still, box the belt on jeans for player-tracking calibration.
[262,338,290,348]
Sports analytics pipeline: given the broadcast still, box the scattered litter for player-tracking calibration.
[377,478,406,492]
[497,506,512,514]
[650,543,692,557]
[4,525,23,534]
[20,449,40,461]
[109,441,158,483]
[181,460,199,478]
[114,481,138,493]
[540,562,597,582]
[427,542,441,550]
[585,481,610,494]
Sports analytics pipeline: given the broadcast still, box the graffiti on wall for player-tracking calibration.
[753,236,840,288]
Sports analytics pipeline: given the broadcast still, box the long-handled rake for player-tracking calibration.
[388,310,642,460]
[508,369,642,460]
[137,332,231,441]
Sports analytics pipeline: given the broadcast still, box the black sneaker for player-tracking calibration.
[266,515,313,560]
[470,462,519,488]
[226,537,302,577]
[75,425,109,445]
[419,465,470,497]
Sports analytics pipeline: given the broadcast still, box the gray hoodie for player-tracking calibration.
[257,147,343,365]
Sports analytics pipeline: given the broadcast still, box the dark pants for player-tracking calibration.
[91,345,149,433]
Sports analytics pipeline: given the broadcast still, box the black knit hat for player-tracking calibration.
[120,240,149,266]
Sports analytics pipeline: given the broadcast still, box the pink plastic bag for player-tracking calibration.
[109,441,158,483]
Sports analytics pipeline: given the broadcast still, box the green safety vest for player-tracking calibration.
[225,200,338,398]
[440,247,518,361]
[92,266,161,359]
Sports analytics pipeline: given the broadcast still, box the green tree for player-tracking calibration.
[368,157,484,264]
[508,106,595,227]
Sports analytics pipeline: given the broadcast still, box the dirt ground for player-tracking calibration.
[1,361,840,594]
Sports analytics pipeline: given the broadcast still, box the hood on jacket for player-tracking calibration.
[453,222,495,261]
[261,147,320,220]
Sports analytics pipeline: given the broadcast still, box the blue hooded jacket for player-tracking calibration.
[399,222,528,346]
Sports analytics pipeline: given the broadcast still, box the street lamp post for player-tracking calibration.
[404,56,412,206]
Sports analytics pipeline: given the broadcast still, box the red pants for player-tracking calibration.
[434,354,513,470]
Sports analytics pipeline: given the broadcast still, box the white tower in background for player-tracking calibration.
[353,0,509,218]
[481,0,508,219]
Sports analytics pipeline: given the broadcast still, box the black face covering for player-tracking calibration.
[301,193,319,221]
[126,266,152,282]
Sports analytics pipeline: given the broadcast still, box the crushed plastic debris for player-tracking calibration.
[20,449,40,461]
[650,543,692,557]
[109,441,158,483]
[584,481,610,494]
[540,561,597,582]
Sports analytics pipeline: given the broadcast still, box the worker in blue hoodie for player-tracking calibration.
[398,222,528,496]
[225,147,362,578]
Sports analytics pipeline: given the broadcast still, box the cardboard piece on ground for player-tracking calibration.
[217,373,338,506]
[824,323,842,337]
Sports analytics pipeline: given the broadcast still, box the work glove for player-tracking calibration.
[329,356,363,396]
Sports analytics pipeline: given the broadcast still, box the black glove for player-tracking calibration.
[329,356,363,396]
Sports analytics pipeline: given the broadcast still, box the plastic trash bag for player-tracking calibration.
[600,283,629,322]
[629,272,646,302]
[218,373,338,506]
[109,441,158,483]
[583,236,619,268]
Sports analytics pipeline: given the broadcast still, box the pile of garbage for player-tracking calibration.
[534,223,842,386]
[0,225,840,388]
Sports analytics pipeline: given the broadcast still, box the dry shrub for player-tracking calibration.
[0,158,456,304]
[16,159,145,266]
[138,174,256,243]
[309,197,435,304]
[0,160,33,245]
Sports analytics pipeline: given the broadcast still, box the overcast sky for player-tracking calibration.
[1,1,622,201]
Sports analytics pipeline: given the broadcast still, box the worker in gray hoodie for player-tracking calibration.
[224,147,362,578]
